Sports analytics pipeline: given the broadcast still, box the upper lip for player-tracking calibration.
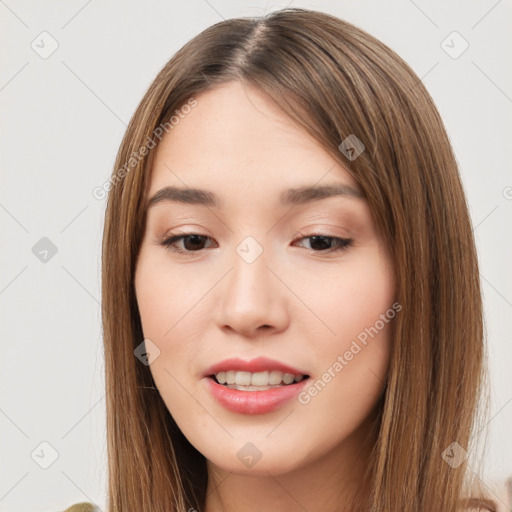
[203,357,308,377]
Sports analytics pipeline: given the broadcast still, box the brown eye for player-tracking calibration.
[158,232,352,256]
[293,234,353,253]
[159,234,217,253]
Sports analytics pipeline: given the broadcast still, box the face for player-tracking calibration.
[134,80,396,476]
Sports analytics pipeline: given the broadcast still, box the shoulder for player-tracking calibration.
[62,503,100,512]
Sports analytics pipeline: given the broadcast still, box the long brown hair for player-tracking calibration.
[101,8,496,511]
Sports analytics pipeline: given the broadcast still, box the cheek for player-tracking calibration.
[135,249,209,342]
[293,249,395,346]
[134,249,227,401]
[134,254,208,421]
[291,246,395,410]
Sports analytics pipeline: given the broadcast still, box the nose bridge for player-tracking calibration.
[215,234,288,334]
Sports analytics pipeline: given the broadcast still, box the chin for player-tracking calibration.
[207,450,306,476]
[199,433,319,477]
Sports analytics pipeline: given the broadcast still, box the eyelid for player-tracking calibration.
[157,230,353,257]
[291,231,353,254]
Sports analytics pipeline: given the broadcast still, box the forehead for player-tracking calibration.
[148,81,360,197]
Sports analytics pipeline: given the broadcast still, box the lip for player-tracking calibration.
[204,376,308,415]
[202,357,309,415]
[202,356,307,377]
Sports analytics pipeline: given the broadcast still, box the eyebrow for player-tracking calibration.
[146,183,364,210]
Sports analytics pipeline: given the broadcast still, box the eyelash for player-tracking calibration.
[157,231,353,256]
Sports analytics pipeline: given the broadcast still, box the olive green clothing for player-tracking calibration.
[62,503,99,512]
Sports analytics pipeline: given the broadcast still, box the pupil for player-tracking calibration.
[310,236,331,250]
[184,235,205,250]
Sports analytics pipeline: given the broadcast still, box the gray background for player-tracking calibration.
[1,1,511,511]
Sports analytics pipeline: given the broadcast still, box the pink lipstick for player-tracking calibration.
[202,357,309,415]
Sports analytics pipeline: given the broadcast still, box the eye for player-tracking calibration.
[292,234,353,253]
[158,233,217,254]
[157,232,353,255]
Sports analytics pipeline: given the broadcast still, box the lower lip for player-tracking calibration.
[204,377,308,415]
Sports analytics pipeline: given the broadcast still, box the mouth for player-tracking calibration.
[204,370,310,415]
[202,357,311,413]
[209,371,310,391]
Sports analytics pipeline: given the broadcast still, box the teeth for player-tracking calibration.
[269,371,282,385]
[282,373,295,384]
[237,371,252,386]
[214,370,305,386]
[251,371,269,386]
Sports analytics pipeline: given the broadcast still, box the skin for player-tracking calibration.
[134,81,396,511]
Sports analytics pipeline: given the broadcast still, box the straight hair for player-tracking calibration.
[101,8,496,511]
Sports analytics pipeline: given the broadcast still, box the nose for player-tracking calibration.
[214,245,290,338]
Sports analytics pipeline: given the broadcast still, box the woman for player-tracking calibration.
[89,7,497,512]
